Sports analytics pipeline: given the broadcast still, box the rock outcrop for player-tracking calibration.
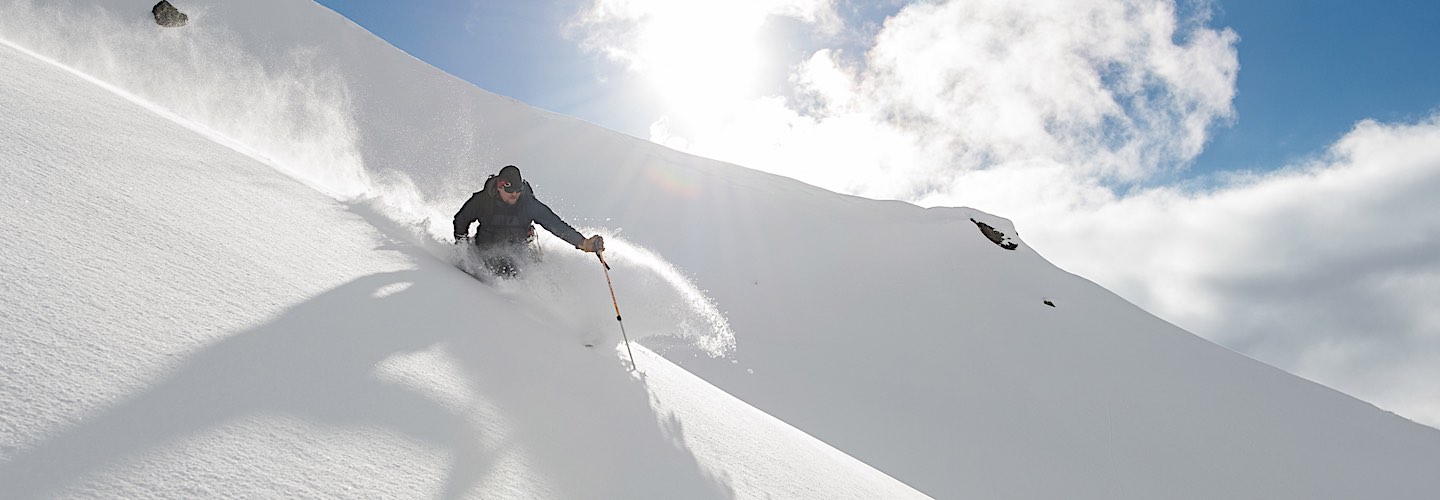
[153,1,188,28]
[970,218,1018,250]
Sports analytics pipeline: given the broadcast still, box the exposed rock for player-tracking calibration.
[1044,299,1056,307]
[970,218,1018,250]
[153,1,188,28]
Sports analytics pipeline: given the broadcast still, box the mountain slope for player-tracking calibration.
[0,40,923,499]
[4,1,1440,499]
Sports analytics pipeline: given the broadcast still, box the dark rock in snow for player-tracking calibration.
[1044,299,1056,307]
[970,218,1018,250]
[153,1,188,28]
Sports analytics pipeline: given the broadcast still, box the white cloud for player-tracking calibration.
[647,0,1239,202]
[567,0,1440,428]
[1030,116,1440,427]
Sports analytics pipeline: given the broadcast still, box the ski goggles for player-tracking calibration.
[498,179,522,194]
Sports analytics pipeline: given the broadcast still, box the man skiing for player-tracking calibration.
[453,165,604,278]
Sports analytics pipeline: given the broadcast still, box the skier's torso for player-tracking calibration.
[474,196,534,247]
[453,179,584,250]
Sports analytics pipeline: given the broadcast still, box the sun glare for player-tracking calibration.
[573,0,841,162]
[631,4,767,125]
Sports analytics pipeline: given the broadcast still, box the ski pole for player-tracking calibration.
[597,251,638,370]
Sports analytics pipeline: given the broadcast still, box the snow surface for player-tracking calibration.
[0,36,920,500]
[3,1,1440,499]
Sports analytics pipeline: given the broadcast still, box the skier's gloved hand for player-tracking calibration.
[579,235,604,253]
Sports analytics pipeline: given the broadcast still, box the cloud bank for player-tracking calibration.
[568,0,1440,428]
[1042,117,1440,426]
[575,0,1237,201]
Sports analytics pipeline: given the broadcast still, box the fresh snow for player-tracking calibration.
[0,35,920,500]
[3,1,1440,499]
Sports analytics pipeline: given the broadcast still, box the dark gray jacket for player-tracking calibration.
[453,180,585,248]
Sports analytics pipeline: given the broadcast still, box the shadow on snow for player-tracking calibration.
[0,207,733,499]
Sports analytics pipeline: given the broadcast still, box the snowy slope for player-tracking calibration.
[4,1,1440,499]
[0,40,922,499]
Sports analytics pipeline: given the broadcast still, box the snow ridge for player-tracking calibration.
[4,1,1440,499]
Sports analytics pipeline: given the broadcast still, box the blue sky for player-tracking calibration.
[1199,0,1440,173]
[317,0,1439,181]
[312,0,1440,428]
[310,0,903,154]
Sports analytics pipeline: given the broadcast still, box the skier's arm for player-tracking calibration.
[527,198,586,248]
[453,193,484,240]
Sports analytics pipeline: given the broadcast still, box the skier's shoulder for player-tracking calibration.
[459,187,495,216]
[528,188,561,212]
[462,189,489,208]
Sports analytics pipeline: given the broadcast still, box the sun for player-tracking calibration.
[630,4,767,126]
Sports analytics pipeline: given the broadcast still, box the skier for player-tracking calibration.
[454,165,604,278]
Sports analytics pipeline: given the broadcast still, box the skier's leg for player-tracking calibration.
[483,255,519,279]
